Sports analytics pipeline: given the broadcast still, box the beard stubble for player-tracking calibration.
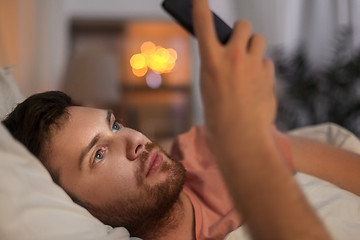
[80,142,187,239]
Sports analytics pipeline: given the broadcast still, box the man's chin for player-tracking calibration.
[122,161,185,238]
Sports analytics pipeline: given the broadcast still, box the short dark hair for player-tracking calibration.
[2,91,76,174]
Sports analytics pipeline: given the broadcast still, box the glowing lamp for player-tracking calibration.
[129,41,178,80]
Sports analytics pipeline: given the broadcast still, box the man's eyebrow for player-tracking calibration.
[78,110,113,170]
[106,109,112,126]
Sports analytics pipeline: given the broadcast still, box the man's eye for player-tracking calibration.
[93,150,104,164]
[112,120,121,133]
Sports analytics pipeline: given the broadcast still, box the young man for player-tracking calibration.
[2,90,292,239]
[3,91,360,240]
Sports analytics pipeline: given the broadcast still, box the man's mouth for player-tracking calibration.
[145,150,164,178]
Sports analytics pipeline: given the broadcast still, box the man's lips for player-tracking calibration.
[146,151,164,178]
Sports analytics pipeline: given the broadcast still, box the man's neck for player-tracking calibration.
[156,192,195,240]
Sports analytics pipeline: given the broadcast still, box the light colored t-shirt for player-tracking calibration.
[170,126,292,240]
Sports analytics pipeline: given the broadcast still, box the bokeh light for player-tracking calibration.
[132,66,148,77]
[130,41,177,79]
[130,53,147,70]
[146,71,162,89]
[140,41,156,55]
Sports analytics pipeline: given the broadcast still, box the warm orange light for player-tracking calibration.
[132,66,148,77]
[130,41,177,77]
[141,41,156,54]
[167,48,177,61]
[130,53,147,70]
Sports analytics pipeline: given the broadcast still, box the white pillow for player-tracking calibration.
[0,68,138,240]
[0,67,24,119]
[288,122,360,154]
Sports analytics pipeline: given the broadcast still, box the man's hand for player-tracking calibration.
[191,1,332,239]
[192,0,276,143]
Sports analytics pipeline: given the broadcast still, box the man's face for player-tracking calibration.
[47,106,186,235]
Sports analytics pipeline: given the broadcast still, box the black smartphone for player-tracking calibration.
[162,0,232,44]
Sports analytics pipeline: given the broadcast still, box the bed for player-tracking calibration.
[1,67,360,240]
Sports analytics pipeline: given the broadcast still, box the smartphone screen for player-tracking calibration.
[162,0,232,44]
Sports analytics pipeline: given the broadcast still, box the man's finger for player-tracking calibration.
[192,0,220,59]
[228,20,252,50]
[248,34,267,57]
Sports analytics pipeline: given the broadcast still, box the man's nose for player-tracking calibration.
[126,131,146,161]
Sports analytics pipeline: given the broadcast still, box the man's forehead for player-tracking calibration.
[50,107,107,154]
[67,106,106,118]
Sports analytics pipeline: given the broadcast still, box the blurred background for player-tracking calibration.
[1,0,360,141]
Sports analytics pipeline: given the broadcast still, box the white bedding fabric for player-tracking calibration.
[226,123,360,240]
[0,67,23,119]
